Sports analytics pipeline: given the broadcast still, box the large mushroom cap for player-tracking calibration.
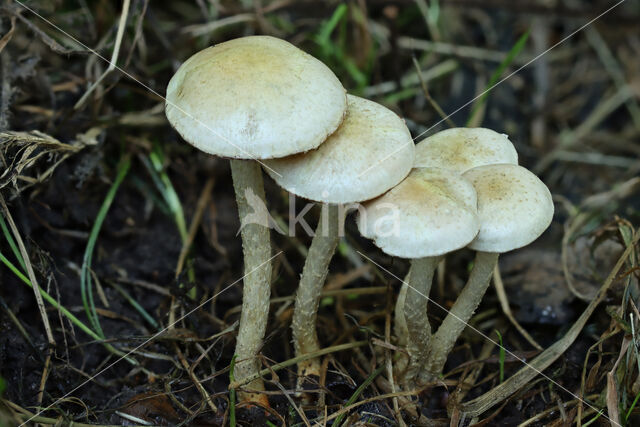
[463,164,554,253]
[356,168,479,259]
[263,95,415,204]
[414,127,518,172]
[165,36,347,159]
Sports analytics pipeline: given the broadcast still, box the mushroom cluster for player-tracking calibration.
[165,34,554,404]
[357,127,554,386]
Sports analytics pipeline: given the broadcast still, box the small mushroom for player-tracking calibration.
[414,127,518,172]
[165,36,347,404]
[264,94,415,385]
[423,163,554,381]
[356,168,479,386]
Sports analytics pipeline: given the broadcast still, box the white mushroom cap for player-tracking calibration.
[414,127,518,172]
[165,36,347,159]
[263,95,415,204]
[356,168,479,259]
[463,164,554,253]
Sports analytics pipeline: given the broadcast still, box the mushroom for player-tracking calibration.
[423,163,554,381]
[396,127,518,381]
[263,94,415,384]
[356,168,479,386]
[165,36,347,404]
[414,127,518,171]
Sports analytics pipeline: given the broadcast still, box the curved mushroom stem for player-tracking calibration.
[402,256,440,386]
[292,203,339,383]
[230,159,273,407]
[422,251,499,383]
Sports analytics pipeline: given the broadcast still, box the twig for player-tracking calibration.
[3,399,121,427]
[11,9,87,55]
[411,56,456,128]
[37,352,52,405]
[176,176,214,276]
[176,344,218,414]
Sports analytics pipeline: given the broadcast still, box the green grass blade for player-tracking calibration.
[625,389,640,422]
[142,145,196,298]
[148,145,187,242]
[130,175,171,215]
[466,30,530,126]
[582,409,604,427]
[314,3,348,56]
[109,281,159,330]
[1,251,136,364]
[3,252,99,343]
[81,154,131,339]
[0,214,26,272]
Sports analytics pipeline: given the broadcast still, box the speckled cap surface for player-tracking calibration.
[356,168,479,259]
[263,95,415,204]
[414,127,518,172]
[463,164,554,253]
[165,36,347,159]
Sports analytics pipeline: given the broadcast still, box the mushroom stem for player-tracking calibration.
[422,251,499,383]
[401,256,440,386]
[230,159,273,406]
[292,203,339,381]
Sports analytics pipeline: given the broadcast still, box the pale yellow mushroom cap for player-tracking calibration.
[263,95,415,204]
[414,127,518,172]
[165,36,347,159]
[356,168,479,259]
[463,164,554,253]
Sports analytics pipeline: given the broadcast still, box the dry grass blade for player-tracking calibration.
[9,5,87,55]
[0,16,16,54]
[0,130,88,192]
[74,0,130,110]
[606,336,630,426]
[534,85,635,174]
[493,265,543,350]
